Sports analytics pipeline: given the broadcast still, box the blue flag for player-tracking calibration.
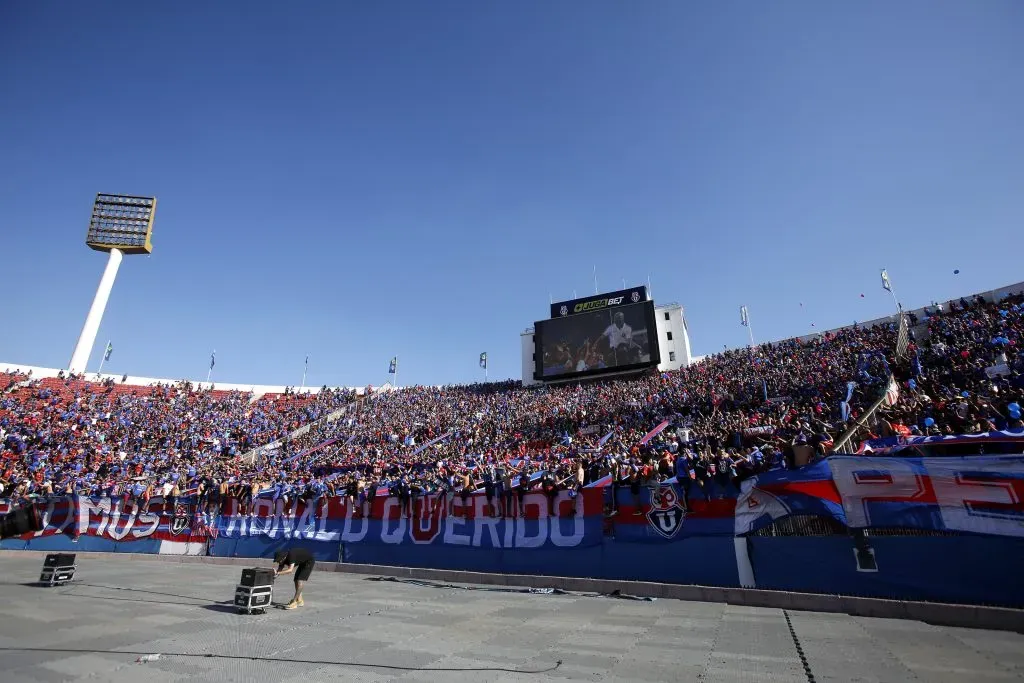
[389,357,397,374]
[210,351,216,369]
[103,342,113,362]
[479,352,487,369]
[839,381,857,422]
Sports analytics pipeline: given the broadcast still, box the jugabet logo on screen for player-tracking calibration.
[573,296,625,313]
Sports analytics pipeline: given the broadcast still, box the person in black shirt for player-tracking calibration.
[482,468,496,517]
[540,470,559,517]
[393,478,412,519]
[515,467,533,518]
[273,547,315,610]
[607,457,622,515]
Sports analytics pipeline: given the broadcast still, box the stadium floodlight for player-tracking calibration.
[67,193,157,374]
[87,194,156,255]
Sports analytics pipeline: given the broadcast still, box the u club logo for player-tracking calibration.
[647,486,686,539]
[170,504,191,535]
[559,305,569,316]
[631,292,640,303]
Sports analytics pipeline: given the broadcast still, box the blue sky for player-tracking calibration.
[1,2,1022,388]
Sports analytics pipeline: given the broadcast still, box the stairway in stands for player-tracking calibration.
[240,385,382,464]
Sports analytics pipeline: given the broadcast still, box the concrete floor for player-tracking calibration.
[0,554,1022,682]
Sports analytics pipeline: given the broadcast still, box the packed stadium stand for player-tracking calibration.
[2,284,1022,510]
[2,282,1024,611]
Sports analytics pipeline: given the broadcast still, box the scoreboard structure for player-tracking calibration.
[521,287,691,386]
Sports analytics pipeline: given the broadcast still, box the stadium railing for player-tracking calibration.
[895,311,910,360]
[832,376,894,454]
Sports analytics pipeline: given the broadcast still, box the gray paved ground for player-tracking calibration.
[0,555,1022,683]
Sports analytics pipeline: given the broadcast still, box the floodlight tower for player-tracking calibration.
[67,193,157,374]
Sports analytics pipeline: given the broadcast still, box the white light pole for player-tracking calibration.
[69,250,122,373]
[68,193,156,375]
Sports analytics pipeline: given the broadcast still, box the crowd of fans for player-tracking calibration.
[0,375,354,504]
[2,289,1023,516]
[870,293,1024,440]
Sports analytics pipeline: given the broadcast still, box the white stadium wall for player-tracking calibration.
[0,362,369,397]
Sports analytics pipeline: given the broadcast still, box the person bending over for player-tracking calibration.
[273,547,315,610]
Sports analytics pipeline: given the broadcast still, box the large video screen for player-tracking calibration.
[534,300,660,381]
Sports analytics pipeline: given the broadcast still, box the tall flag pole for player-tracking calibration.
[741,306,762,400]
[740,306,755,348]
[97,340,113,375]
[301,354,309,391]
[593,265,598,295]
[880,268,902,312]
[207,350,216,384]
[479,352,488,382]
[881,269,910,358]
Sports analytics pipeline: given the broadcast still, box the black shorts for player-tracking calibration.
[295,560,315,582]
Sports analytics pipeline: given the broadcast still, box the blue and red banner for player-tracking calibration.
[216,489,605,549]
[858,428,1024,454]
[0,496,210,554]
[5,454,1024,554]
[736,456,1024,538]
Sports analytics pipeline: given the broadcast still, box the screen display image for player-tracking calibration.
[536,301,659,380]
